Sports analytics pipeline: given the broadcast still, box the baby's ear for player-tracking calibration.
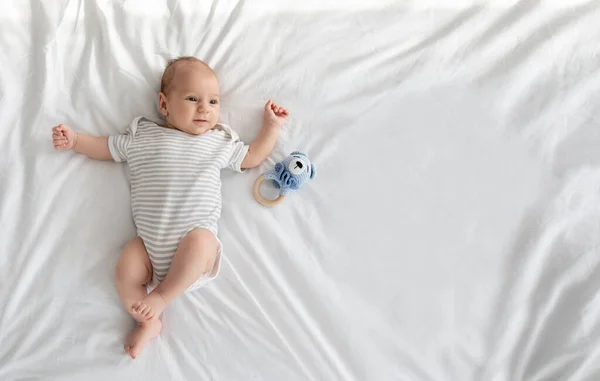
[310,164,316,179]
[158,92,169,116]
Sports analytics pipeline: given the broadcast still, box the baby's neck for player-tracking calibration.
[163,121,214,136]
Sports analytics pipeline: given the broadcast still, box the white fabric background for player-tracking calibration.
[1,1,600,380]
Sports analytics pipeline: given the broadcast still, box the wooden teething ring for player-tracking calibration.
[253,174,286,206]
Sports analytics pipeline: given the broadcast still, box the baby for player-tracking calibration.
[51,57,288,359]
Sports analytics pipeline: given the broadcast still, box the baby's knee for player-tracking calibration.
[187,227,213,238]
[186,228,216,247]
[185,228,218,259]
[124,236,145,253]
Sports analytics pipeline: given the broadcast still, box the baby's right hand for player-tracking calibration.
[52,124,77,150]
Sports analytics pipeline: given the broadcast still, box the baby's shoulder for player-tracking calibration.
[130,117,171,140]
[122,116,163,137]
[135,116,163,131]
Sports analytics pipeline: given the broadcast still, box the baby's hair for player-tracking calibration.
[160,56,216,95]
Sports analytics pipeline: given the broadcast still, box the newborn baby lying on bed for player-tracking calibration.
[51,57,288,359]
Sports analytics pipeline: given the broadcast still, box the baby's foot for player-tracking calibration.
[130,291,168,322]
[124,318,162,359]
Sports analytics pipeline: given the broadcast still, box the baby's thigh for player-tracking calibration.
[179,228,219,267]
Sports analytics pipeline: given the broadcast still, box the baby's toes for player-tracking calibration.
[136,303,148,313]
[144,308,155,319]
[131,301,143,313]
[143,306,155,319]
[140,305,152,316]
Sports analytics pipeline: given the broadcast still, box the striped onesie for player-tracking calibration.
[108,117,249,291]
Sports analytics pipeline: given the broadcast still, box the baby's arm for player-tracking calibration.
[52,124,113,161]
[241,100,289,169]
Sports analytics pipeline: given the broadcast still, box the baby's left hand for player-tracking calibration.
[264,100,289,128]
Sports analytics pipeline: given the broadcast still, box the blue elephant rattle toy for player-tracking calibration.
[253,151,316,206]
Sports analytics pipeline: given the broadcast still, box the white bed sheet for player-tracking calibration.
[2,1,600,380]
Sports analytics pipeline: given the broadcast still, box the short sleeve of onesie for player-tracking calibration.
[218,123,249,173]
[108,116,141,162]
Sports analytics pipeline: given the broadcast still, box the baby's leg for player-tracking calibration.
[115,236,161,359]
[130,228,218,321]
[115,236,152,315]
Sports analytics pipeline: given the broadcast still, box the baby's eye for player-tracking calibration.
[210,100,218,105]
[187,96,198,102]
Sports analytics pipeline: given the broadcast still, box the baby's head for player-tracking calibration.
[158,57,220,135]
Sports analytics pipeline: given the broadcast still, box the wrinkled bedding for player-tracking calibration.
[2,1,600,380]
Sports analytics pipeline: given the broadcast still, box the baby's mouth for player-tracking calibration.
[194,119,208,123]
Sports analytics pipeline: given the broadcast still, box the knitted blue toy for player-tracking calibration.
[253,151,316,206]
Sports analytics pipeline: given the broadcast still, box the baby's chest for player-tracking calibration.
[128,136,226,174]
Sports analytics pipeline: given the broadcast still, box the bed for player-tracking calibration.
[2,1,600,380]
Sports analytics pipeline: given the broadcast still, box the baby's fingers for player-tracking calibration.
[274,106,289,117]
[264,99,274,111]
[56,124,70,134]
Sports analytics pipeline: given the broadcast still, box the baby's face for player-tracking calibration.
[159,63,220,135]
